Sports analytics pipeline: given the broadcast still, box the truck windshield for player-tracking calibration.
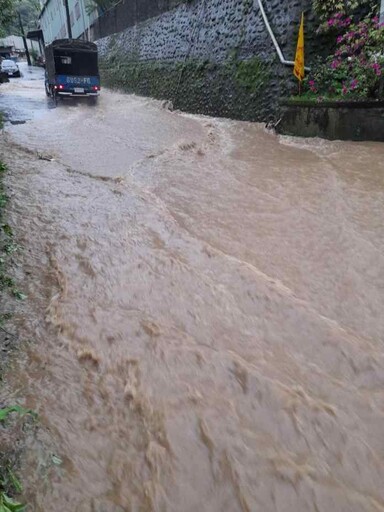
[53,51,98,76]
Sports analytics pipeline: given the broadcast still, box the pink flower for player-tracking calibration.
[371,63,382,77]
[342,84,348,95]
[309,79,317,92]
[337,35,343,43]
[331,59,341,69]
[350,79,358,90]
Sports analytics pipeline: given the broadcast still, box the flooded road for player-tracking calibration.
[1,65,384,512]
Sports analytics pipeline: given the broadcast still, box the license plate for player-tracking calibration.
[74,87,84,93]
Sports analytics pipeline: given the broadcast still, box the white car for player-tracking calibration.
[1,59,21,77]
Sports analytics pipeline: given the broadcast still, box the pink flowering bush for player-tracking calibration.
[305,15,384,99]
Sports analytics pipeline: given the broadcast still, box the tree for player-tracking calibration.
[313,0,377,24]
[5,0,40,36]
[0,0,16,36]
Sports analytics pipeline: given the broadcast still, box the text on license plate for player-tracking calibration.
[74,87,84,93]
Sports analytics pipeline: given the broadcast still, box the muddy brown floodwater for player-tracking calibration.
[1,65,384,512]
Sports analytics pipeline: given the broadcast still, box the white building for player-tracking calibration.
[0,35,41,58]
[39,0,98,45]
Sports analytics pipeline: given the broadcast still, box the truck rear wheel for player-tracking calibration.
[50,87,59,105]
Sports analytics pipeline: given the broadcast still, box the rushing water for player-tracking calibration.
[1,65,384,512]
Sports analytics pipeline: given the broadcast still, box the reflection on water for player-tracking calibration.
[2,70,384,512]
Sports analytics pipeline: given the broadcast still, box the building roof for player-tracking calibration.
[27,29,44,41]
[0,36,26,51]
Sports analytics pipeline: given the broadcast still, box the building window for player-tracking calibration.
[75,2,81,20]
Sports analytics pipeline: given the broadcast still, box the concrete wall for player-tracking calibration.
[96,0,315,121]
[278,100,384,141]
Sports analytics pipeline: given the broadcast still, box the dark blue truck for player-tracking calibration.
[45,39,100,103]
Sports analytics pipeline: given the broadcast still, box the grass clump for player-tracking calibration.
[0,406,36,511]
[0,158,30,510]
[0,163,25,301]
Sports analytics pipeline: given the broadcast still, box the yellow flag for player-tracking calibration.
[293,13,305,82]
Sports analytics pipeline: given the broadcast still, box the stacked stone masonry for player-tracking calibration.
[96,0,315,121]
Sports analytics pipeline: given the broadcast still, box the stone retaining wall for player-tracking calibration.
[96,0,315,121]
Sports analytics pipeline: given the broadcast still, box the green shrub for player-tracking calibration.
[313,0,375,27]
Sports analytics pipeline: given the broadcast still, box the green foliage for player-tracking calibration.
[0,162,8,211]
[0,407,36,511]
[4,0,40,36]
[313,0,376,25]
[0,162,26,301]
[0,409,34,511]
[29,48,38,63]
[0,313,12,325]
[0,405,34,422]
[99,51,273,122]
[0,162,31,512]
[0,0,15,32]
[0,463,25,512]
[234,58,269,93]
[0,493,24,512]
[5,470,22,495]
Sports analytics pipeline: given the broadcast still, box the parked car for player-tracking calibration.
[0,59,21,77]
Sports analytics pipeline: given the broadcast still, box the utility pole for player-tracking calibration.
[63,0,73,39]
[80,0,89,41]
[18,12,32,66]
[380,0,384,23]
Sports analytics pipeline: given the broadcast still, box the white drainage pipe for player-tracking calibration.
[256,0,310,70]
